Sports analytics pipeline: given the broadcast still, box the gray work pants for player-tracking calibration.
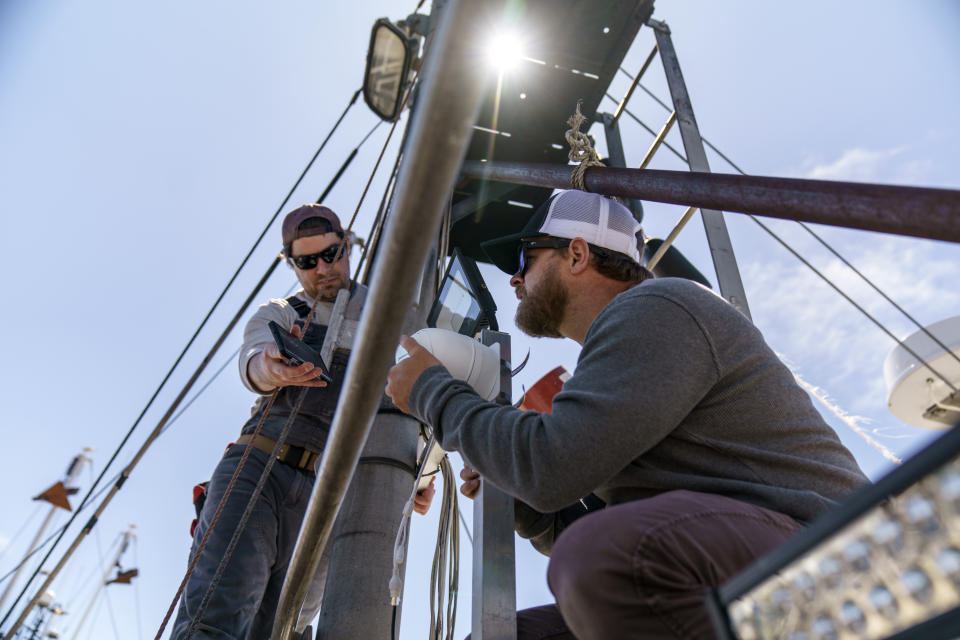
[171,445,329,640]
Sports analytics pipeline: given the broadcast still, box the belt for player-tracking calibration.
[235,434,320,472]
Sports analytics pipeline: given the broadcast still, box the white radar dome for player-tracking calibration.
[396,328,501,401]
[884,315,960,430]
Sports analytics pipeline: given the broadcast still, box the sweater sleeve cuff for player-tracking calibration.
[408,364,454,427]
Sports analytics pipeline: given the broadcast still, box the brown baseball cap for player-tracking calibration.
[281,204,344,247]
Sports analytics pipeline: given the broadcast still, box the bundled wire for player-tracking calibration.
[388,429,460,640]
[428,456,459,640]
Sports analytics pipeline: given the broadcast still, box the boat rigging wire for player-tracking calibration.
[0,474,120,592]
[605,73,958,393]
[612,68,960,371]
[0,505,43,567]
[0,90,365,638]
[357,128,407,284]
[90,529,122,640]
[316,120,382,204]
[0,258,284,639]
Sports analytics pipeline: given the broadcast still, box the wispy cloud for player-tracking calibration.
[0,532,9,553]
[744,232,959,426]
[789,145,937,186]
[805,147,906,181]
[788,364,902,465]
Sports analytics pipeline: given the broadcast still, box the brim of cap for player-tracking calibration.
[480,230,528,275]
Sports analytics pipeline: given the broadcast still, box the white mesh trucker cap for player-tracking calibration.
[480,190,644,275]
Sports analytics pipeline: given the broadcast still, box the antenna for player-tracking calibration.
[884,315,960,429]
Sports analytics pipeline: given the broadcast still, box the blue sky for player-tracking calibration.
[1,1,958,638]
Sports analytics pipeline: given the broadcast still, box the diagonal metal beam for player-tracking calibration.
[651,18,752,318]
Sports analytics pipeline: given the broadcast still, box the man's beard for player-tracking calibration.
[305,271,349,301]
[515,263,567,338]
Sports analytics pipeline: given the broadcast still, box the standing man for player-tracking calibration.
[172,204,434,639]
[386,190,868,639]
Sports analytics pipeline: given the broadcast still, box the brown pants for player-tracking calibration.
[474,490,802,640]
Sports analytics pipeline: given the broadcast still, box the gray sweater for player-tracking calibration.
[409,277,868,551]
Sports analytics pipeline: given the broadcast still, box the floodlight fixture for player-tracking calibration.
[427,249,498,337]
[362,18,417,122]
[709,424,960,640]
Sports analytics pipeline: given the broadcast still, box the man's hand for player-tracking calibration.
[385,335,442,414]
[413,477,436,515]
[459,464,480,499]
[249,324,328,391]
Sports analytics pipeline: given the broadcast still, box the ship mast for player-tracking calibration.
[68,526,136,640]
[0,450,92,616]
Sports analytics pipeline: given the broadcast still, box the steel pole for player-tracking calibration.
[314,257,435,638]
[269,1,500,638]
[459,162,960,245]
[471,331,516,640]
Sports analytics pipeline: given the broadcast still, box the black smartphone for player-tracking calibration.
[268,320,333,383]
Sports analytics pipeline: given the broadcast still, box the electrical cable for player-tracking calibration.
[390,433,434,608]
[0,90,364,636]
[607,70,960,390]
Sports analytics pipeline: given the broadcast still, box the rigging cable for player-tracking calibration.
[90,529,122,640]
[357,125,408,284]
[605,73,959,393]
[0,474,120,591]
[0,89,364,637]
[614,66,960,369]
[0,505,43,570]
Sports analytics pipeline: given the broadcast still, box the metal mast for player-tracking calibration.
[68,526,136,640]
[0,449,91,617]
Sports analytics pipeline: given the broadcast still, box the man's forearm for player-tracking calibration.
[245,350,275,394]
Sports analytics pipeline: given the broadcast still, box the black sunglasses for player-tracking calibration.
[290,242,346,270]
[516,237,571,276]
[516,237,613,277]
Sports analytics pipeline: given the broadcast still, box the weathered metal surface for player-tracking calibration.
[473,330,516,640]
[460,161,960,245]
[600,112,644,223]
[653,21,752,318]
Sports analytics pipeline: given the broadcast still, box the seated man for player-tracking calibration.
[386,190,868,639]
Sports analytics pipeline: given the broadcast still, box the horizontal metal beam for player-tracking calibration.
[460,161,960,244]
